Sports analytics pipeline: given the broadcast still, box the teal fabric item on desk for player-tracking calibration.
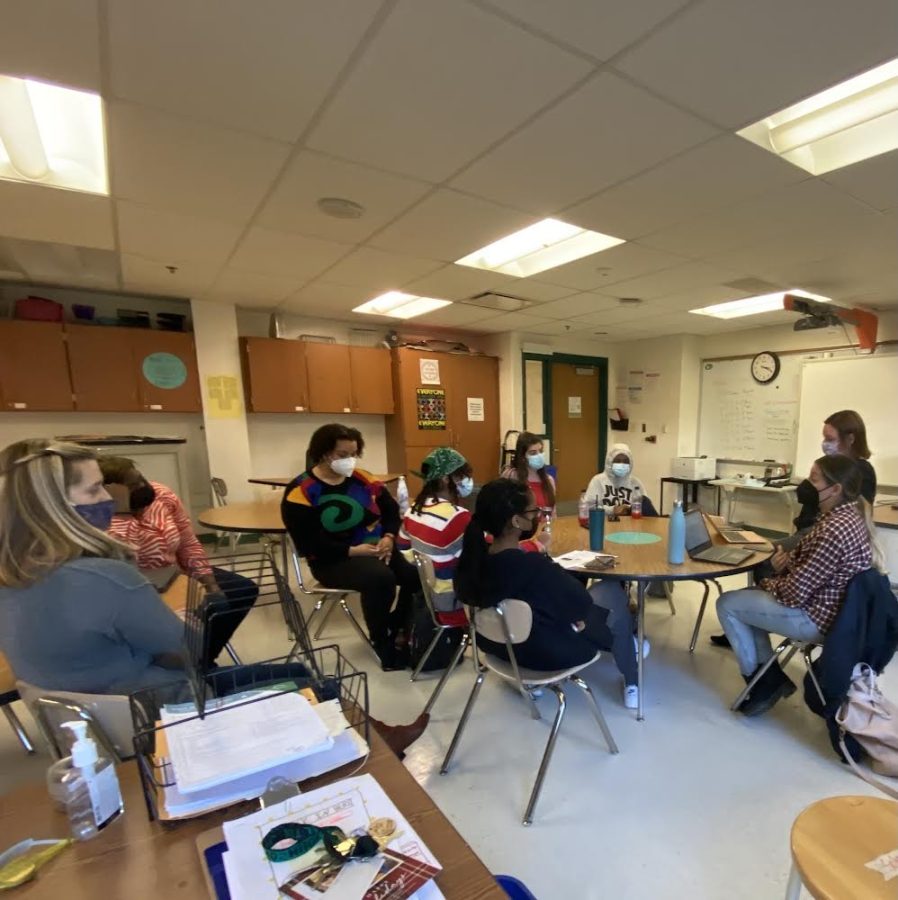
[606,532,662,545]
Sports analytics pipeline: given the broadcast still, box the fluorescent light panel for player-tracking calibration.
[0,75,108,194]
[455,218,625,277]
[737,57,898,175]
[353,291,452,320]
[690,290,831,320]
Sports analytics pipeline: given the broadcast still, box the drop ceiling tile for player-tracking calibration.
[1,0,101,90]
[822,151,898,212]
[109,102,290,221]
[121,253,217,296]
[531,241,687,291]
[401,264,519,302]
[0,181,114,249]
[116,202,243,268]
[229,227,351,281]
[571,304,660,326]
[599,261,752,301]
[653,285,757,313]
[285,281,376,315]
[322,246,442,291]
[566,136,809,240]
[413,304,497,328]
[479,0,693,61]
[256,151,432,243]
[467,311,555,332]
[453,72,717,214]
[514,281,578,303]
[307,0,591,181]
[616,0,898,128]
[206,268,305,306]
[531,292,620,320]
[0,238,119,290]
[107,0,382,142]
[370,190,537,261]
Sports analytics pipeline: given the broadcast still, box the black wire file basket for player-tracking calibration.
[129,644,369,822]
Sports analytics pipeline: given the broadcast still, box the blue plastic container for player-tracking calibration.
[668,499,686,564]
[588,505,605,551]
[496,875,538,899]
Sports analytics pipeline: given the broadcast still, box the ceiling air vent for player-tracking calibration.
[460,291,534,312]
[721,277,783,294]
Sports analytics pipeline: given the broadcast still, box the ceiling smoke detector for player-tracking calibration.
[316,197,365,219]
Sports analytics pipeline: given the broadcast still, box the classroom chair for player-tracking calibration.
[0,653,34,754]
[729,638,825,711]
[440,600,619,825]
[410,550,470,716]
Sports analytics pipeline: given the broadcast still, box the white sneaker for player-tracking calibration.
[528,687,544,699]
[622,683,639,709]
[633,635,651,659]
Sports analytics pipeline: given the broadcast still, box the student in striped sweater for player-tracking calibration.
[399,447,473,622]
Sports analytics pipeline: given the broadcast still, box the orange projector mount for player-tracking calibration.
[783,294,878,352]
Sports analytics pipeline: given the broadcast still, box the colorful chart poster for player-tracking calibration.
[416,388,446,430]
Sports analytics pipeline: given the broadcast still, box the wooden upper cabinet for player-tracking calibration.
[305,342,352,414]
[67,324,141,411]
[0,321,73,411]
[241,337,308,413]
[349,346,393,414]
[130,330,201,412]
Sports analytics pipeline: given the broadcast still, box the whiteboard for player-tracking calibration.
[796,356,898,485]
[697,356,801,463]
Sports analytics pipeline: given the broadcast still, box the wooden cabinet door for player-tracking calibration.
[349,347,394,414]
[130,331,202,412]
[394,348,452,447]
[0,321,73,411]
[445,354,500,482]
[67,325,141,411]
[241,337,309,412]
[305,343,352,414]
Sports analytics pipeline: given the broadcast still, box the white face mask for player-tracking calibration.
[611,462,631,478]
[527,452,545,470]
[330,456,356,477]
[456,476,474,498]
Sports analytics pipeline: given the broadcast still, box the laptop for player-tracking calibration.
[684,510,754,565]
[705,514,767,544]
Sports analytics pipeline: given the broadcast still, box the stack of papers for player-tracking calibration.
[554,550,605,570]
[222,774,444,900]
[154,691,367,819]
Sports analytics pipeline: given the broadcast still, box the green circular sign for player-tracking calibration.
[142,352,187,389]
[606,532,662,545]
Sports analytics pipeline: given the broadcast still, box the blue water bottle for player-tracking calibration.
[668,499,686,565]
[588,502,605,551]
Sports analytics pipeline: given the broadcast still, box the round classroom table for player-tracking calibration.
[197,500,289,575]
[551,515,773,721]
[248,474,401,488]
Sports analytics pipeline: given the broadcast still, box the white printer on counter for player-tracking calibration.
[670,456,717,480]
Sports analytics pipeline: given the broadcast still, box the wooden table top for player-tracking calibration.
[874,504,898,529]
[551,514,772,581]
[2,728,504,900]
[791,795,898,899]
[249,474,401,488]
[197,500,285,534]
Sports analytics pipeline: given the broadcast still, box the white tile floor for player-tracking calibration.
[2,572,894,900]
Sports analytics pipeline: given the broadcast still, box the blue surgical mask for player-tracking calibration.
[526,452,545,470]
[455,476,474,498]
[73,499,116,531]
[611,462,631,478]
[821,440,839,456]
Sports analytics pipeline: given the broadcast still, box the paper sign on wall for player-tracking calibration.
[206,375,242,419]
[568,396,582,418]
[416,388,446,430]
[419,358,441,385]
[467,397,484,421]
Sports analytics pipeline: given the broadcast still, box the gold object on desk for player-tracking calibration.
[0,839,72,890]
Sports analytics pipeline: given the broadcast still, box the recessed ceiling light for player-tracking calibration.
[455,218,625,277]
[737,57,898,175]
[316,197,365,219]
[690,289,830,320]
[353,290,451,320]
[0,75,107,194]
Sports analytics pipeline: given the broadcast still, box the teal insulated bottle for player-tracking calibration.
[668,500,686,565]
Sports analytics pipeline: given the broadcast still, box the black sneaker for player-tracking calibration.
[710,633,732,648]
[741,664,796,717]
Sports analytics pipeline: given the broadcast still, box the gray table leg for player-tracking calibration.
[637,580,646,722]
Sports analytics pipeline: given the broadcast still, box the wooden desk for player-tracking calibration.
[198,501,289,577]
[249,474,401,488]
[709,478,798,526]
[1,728,504,900]
[552,515,772,720]
[873,504,898,529]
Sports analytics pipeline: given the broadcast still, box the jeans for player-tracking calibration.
[588,579,637,685]
[716,588,824,676]
[202,566,260,664]
[311,547,420,649]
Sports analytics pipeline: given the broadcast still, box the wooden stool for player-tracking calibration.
[787,795,898,898]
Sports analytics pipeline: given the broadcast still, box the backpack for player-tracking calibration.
[835,663,898,798]
[408,593,464,673]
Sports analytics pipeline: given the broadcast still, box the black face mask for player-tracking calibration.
[130,480,157,512]
[796,479,819,507]
[518,512,540,541]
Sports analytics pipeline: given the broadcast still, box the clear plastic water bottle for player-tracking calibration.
[537,508,552,552]
[630,486,643,519]
[396,475,410,516]
[578,491,589,528]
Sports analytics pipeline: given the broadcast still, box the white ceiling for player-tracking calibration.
[0,0,896,342]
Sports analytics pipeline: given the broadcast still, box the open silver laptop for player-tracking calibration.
[685,510,754,565]
[706,514,767,544]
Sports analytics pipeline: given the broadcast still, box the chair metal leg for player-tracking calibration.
[411,627,445,682]
[3,704,35,754]
[423,633,468,717]
[636,581,647,721]
[665,581,676,616]
[313,596,339,639]
[784,860,802,900]
[689,582,710,653]
[224,643,242,665]
[339,599,375,650]
[523,683,567,826]
[802,647,826,706]
[440,666,485,775]
[569,675,619,755]
[730,639,792,711]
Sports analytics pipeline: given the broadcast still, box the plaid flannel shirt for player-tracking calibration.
[760,503,872,633]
